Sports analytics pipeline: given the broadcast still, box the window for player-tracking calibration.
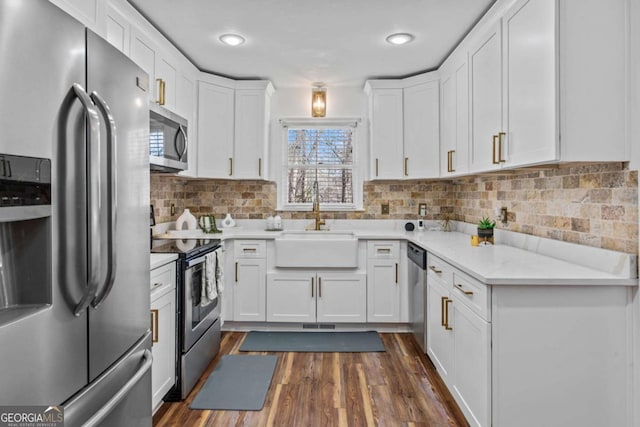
[279,119,362,211]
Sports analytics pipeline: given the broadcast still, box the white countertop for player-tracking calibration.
[217,226,638,286]
[150,253,178,270]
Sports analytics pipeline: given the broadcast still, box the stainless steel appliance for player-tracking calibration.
[149,103,188,173]
[0,1,151,425]
[408,242,428,352]
[151,239,222,400]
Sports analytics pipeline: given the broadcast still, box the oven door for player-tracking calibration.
[183,254,220,352]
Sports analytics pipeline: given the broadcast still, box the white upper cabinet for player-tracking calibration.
[365,74,440,180]
[233,82,274,180]
[462,0,630,173]
[366,85,405,179]
[440,54,470,176]
[197,80,235,179]
[468,22,503,172]
[502,0,557,166]
[104,4,130,55]
[403,78,440,179]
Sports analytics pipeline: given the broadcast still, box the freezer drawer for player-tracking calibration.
[63,333,152,427]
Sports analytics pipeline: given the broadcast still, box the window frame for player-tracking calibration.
[277,118,363,212]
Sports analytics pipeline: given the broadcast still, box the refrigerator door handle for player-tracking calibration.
[89,91,118,309]
[82,349,152,427]
[71,83,102,317]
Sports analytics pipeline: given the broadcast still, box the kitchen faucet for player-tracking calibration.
[312,180,325,231]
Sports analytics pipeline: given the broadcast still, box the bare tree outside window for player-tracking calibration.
[287,128,354,205]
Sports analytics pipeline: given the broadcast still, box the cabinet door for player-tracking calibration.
[130,28,156,100]
[316,273,367,323]
[197,82,234,178]
[454,60,470,174]
[452,298,491,427]
[469,22,503,172]
[150,288,176,411]
[266,273,316,323]
[403,81,440,178]
[233,258,266,321]
[367,259,400,322]
[370,89,404,179]
[440,70,457,176]
[176,75,197,177]
[503,0,557,166]
[105,4,129,55]
[427,278,454,383]
[234,89,267,179]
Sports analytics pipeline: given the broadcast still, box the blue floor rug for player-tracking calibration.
[239,331,385,352]
[190,354,277,411]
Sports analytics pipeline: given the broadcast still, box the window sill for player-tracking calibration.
[277,204,364,213]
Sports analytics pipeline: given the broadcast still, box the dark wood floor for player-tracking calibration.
[153,332,468,426]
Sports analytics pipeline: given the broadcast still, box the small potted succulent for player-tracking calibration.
[477,216,496,240]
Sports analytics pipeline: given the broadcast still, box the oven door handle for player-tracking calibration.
[187,256,206,268]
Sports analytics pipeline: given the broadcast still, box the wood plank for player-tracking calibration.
[153,332,469,427]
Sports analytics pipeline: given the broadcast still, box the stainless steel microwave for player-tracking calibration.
[149,103,188,172]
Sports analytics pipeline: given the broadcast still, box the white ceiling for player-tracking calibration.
[127,0,496,88]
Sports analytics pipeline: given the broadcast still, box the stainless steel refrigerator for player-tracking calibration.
[0,1,152,425]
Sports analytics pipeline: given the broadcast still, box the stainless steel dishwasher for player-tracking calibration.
[408,242,428,353]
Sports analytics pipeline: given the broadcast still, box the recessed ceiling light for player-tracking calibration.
[386,33,414,45]
[219,34,245,46]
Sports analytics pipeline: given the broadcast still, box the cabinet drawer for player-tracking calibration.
[150,261,176,293]
[367,240,400,259]
[234,240,266,258]
[452,269,490,321]
[426,254,453,285]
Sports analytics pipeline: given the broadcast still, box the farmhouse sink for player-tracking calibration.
[274,231,358,267]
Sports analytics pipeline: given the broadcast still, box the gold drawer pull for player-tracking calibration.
[441,296,447,327]
[455,283,473,296]
[444,298,453,330]
[311,277,314,297]
[375,158,379,177]
[235,262,238,282]
[429,265,442,274]
[492,134,500,165]
[242,248,257,252]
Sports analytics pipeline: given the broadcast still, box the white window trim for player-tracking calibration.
[277,118,364,212]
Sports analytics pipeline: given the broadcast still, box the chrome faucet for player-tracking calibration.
[312,181,325,231]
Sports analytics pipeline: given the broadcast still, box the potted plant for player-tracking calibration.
[477,216,496,240]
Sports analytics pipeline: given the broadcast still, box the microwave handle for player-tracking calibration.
[175,125,187,161]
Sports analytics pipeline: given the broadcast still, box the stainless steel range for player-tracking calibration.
[151,238,222,400]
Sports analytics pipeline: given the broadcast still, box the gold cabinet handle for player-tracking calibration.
[156,78,165,105]
[455,283,473,296]
[150,309,159,343]
[498,132,506,163]
[429,265,442,274]
[447,150,456,173]
[258,158,262,177]
[375,158,379,177]
[492,134,500,165]
[395,263,398,284]
[318,277,322,298]
[444,298,453,330]
[404,157,408,176]
[242,248,257,253]
[311,277,314,298]
[235,261,238,282]
[229,158,233,176]
[377,248,391,254]
[441,296,447,327]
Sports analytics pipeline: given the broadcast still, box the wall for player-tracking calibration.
[151,162,638,254]
[452,163,638,254]
[150,175,453,222]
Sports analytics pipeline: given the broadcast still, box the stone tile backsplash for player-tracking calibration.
[151,162,638,254]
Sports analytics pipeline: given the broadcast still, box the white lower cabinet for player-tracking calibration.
[367,241,405,323]
[266,272,366,323]
[233,258,266,322]
[150,261,177,413]
[427,254,490,427]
